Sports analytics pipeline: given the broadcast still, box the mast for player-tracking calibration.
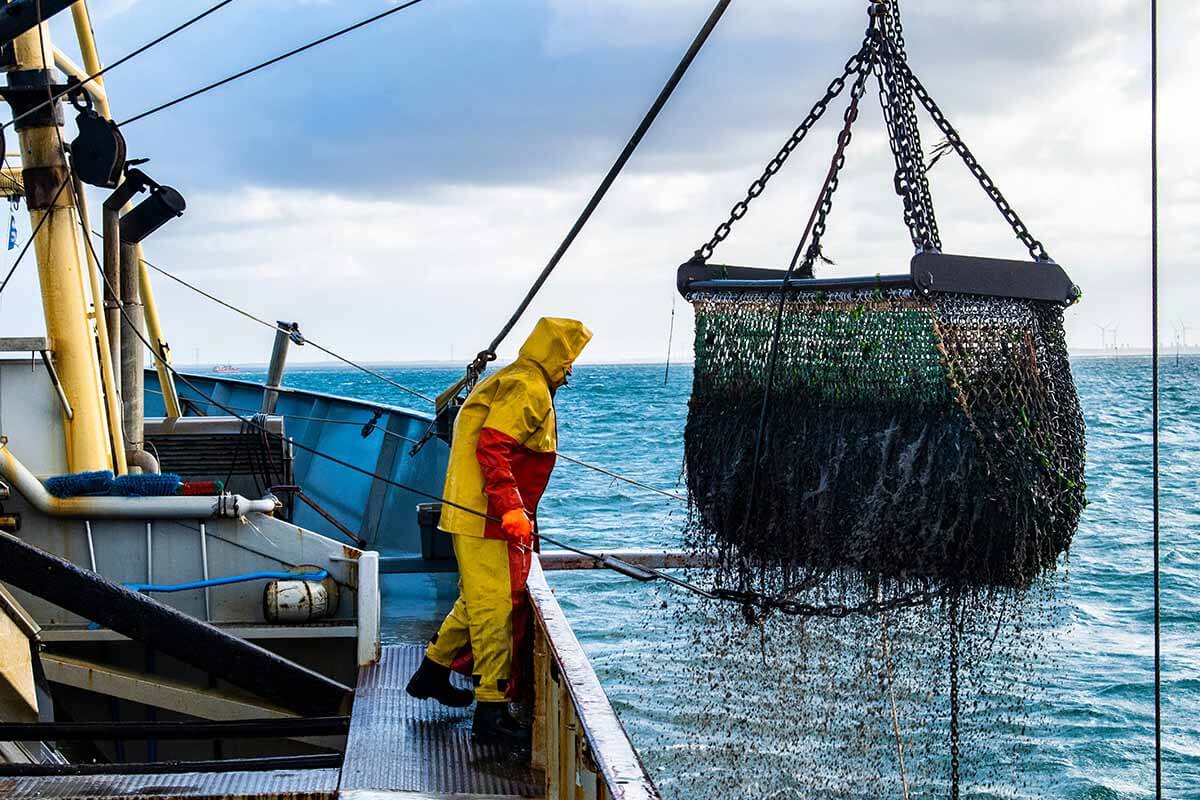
[70,1,182,422]
[6,20,112,472]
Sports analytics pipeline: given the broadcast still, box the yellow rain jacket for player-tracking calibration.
[438,317,593,539]
[427,317,592,703]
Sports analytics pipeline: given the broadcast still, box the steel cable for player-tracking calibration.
[466,0,734,383]
[86,238,434,404]
[118,0,430,127]
[0,178,67,296]
[142,383,686,503]
[68,178,719,602]
[3,0,238,132]
[1151,0,1163,794]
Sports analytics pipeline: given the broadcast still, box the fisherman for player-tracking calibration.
[406,317,592,746]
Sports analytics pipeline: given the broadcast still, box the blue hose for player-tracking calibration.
[124,569,329,594]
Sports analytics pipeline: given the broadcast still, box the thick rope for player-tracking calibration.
[469,0,734,380]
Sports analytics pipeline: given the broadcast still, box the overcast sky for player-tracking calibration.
[0,0,1190,363]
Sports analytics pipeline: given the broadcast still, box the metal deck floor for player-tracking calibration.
[338,643,542,799]
[0,769,340,799]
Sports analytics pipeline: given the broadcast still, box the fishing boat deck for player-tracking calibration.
[0,769,341,799]
[338,643,542,798]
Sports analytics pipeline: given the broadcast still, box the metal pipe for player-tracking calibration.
[50,46,107,107]
[84,520,95,571]
[139,260,181,418]
[145,521,152,583]
[127,447,158,475]
[70,2,182,419]
[0,441,276,519]
[119,240,143,455]
[37,349,73,420]
[7,22,112,471]
[261,322,294,414]
[101,200,121,397]
[73,170,126,474]
[199,522,210,621]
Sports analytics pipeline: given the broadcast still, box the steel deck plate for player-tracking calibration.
[338,644,541,798]
[0,768,339,799]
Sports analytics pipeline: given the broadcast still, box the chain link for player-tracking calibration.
[692,36,875,263]
[799,56,876,276]
[876,1,941,252]
[902,62,1051,263]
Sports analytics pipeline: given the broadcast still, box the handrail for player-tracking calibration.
[528,556,660,800]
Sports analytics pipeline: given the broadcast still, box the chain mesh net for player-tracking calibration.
[684,285,1086,610]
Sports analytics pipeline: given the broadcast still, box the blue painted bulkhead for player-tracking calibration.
[144,370,449,559]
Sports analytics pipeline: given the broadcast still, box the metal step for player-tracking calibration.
[338,644,542,798]
[0,768,339,799]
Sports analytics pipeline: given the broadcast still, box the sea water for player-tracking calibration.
[244,356,1196,798]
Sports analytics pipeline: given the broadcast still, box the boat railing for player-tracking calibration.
[528,556,660,800]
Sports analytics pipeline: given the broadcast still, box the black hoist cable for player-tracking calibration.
[1150,0,1163,796]
[462,0,734,386]
[119,0,431,126]
[2,0,238,132]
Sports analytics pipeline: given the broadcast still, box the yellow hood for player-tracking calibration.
[517,317,592,385]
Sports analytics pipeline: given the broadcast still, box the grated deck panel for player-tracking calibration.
[338,644,541,798]
[0,768,339,799]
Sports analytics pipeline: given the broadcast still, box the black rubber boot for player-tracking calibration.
[405,657,474,708]
[472,701,532,747]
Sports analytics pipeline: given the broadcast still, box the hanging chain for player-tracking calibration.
[876,0,941,252]
[692,35,876,263]
[799,53,876,276]
[901,63,1052,263]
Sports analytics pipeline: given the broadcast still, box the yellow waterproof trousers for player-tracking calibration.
[425,534,532,703]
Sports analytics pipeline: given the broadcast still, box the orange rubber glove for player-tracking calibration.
[501,508,533,543]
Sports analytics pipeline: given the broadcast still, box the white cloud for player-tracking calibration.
[2,0,1193,363]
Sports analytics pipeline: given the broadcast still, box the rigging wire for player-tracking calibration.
[145,385,687,502]
[3,0,239,132]
[130,251,684,500]
[118,0,430,127]
[92,239,434,404]
[0,179,68,296]
[1150,0,1163,795]
[69,182,713,598]
[663,291,677,385]
[466,0,733,379]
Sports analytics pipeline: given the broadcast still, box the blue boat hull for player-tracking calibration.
[144,370,450,559]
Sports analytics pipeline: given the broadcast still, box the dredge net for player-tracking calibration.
[664,284,1085,796]
[683,285,1086,610]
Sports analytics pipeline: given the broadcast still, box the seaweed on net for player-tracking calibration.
[683,286,1086,609]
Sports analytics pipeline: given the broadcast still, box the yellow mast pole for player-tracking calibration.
[71,1,182,421]
[8,22,111,472]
